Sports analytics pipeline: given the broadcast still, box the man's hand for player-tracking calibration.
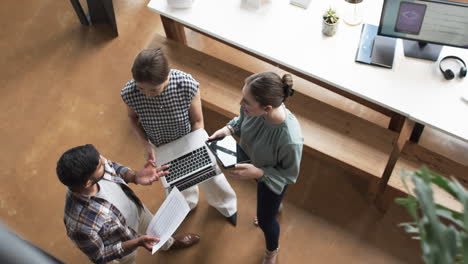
[224,163,264,180]
[144,142,156,167]
[137,235,160,251]
[121,235,159,253]
[134,165,170,185]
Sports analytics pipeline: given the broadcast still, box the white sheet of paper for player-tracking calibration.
[146,187,190,254]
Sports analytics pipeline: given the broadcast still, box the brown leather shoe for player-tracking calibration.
[170,233,200,250]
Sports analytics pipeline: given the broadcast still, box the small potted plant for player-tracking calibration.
[322,7,339,36]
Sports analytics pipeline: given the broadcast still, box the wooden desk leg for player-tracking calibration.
[161,16,187,45]
[409,122,425,143]
[388,113,405,133]
[372,118,415,211]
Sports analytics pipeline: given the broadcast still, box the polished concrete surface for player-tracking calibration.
[1,0,467,263]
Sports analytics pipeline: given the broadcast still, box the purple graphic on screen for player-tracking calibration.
[395,2,427,35]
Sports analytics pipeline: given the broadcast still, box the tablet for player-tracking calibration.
[206,136,251,169]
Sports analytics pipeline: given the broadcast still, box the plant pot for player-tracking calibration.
[322,20,339,36]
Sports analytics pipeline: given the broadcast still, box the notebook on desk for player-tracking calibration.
[356,24,397,69]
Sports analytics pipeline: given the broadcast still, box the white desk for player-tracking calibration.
[148,0,468,142]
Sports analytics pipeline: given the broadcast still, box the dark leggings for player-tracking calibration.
[257,182,288,251]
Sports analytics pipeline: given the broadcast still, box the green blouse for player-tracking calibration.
[228,105,303,195]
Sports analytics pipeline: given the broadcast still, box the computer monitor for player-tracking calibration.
[378,0,468,61]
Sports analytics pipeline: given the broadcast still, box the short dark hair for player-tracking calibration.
[131,48,170,85]
[56,144,100,188]
[245,72,294,108]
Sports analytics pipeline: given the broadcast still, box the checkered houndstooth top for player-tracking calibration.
[121,69,199,147]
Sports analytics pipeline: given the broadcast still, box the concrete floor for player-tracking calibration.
[1,0,467,263]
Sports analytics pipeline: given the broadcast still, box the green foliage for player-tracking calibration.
[396,167,468,264]
[323,7,339,24]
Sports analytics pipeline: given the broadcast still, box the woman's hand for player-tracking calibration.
[144,142,156,167]
[208,126,231,141]
[224,164,264,180]
[134,165,170,185]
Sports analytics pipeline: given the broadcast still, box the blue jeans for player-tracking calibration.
[257,182,288,251]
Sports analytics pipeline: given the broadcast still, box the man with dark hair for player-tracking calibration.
[57,144,199,264]
[121,48,238,225]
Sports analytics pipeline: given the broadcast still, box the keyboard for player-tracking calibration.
[172,167,218,191]
[163,146,212,183]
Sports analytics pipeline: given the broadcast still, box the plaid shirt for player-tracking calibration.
[63,159,140,264]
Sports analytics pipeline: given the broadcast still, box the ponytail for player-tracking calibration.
[246,72,295,107]
[281,74,294,102]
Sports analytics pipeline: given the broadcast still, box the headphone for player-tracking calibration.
[439,55,467,80]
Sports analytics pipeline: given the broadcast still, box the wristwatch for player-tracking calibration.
[126,169,137,183]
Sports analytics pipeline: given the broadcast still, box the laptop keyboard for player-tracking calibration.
[172,166,218,192]
[163,146,212,183]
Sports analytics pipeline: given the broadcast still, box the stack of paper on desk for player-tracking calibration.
[145,187,190,254]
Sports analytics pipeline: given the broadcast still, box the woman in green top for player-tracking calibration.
[209,72,303,264]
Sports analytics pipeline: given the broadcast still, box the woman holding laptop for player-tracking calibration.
[121,48,238,226]
[209,72,304,264]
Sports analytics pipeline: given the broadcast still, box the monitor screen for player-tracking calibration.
[379,0,468,49]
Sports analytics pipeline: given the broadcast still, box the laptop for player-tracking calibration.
[155,129,221,192]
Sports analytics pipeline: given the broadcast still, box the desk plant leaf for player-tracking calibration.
[395,167,468,264]
[323,7,339,24]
